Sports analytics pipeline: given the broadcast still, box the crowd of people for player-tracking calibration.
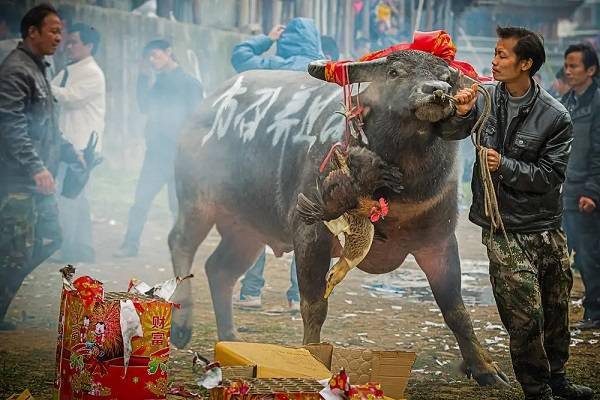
[0,3,598,400]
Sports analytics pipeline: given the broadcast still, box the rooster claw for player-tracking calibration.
[324,270,336,299]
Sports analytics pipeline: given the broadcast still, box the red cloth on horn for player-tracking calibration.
[323,30,491,85]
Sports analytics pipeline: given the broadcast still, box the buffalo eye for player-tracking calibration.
[388,69,399,79]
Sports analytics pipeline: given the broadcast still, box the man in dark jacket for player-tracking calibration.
[561,43,600,330]
[115,39,203,257]
[0,4,81,330]
[439,27,592,400]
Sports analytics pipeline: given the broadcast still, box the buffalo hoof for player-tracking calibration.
[474,370,511,388]
[461,361,511,388]
[171,323,192,349]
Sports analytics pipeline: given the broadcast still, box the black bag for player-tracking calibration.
[61,131,103,199]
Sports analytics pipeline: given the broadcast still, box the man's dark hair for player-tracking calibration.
[321,35,339,61]
[565,43,599,77]
[20,3,58,39]
[555,67,565,80]
[496,26,546,77]
[143,38,171,57]
[70,22,101,55]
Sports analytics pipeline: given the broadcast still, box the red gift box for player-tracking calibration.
[54,287,173,399]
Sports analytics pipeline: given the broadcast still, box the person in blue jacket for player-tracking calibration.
[230,18,325,312]
[231,17,324,73]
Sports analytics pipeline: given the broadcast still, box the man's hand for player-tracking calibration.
[453,83,479,116]
[33,168,55,195]
[486,148,502,172]
[268,25,285,41]
[78,153,86,169]
[579,196,596,213]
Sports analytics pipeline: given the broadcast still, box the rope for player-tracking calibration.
[469,87,511,249]
[320,64,366,173]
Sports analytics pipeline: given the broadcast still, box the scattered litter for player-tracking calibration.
[484,322,504,331]
[361,283,405,295]
[340,313,358,319]
[6,389,34,400]
[391,305,402,310]
[570,338,584,347]
[423,321,445,328]
[109,219,116,225]
[344,299,353,305]
[345,292,358,296]
[589,340,598,345]
[357,333,368,336]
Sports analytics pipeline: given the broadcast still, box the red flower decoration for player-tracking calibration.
[73,276,104,310]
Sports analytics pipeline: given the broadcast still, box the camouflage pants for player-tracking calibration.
[483,228,573,397]
[0,193,62,321]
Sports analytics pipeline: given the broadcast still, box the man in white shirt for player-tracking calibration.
[51,22,105,262]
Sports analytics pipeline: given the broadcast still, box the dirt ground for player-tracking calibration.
[1,170,599,399]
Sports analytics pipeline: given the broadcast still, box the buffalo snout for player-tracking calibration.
[420,80,451,95]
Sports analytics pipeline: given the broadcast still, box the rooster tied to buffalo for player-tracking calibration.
[168,49,509,387]
[296,145,403,299]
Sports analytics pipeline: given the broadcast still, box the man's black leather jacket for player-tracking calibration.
[437,80,573,233]
[0,42,78,194]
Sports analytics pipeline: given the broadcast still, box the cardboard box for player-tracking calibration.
[54,290,172,399]
[305,344,415,400]
[214,342,416,400]
[215,342,332,379]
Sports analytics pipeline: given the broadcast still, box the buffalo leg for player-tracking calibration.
[205,223,263,341]
[413,233,510,387]
[294,224,333,344]
[169,205,214,348]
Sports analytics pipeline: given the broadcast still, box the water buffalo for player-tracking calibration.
[168,50,508,386]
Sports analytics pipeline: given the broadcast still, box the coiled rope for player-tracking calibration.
[469,87,510,247]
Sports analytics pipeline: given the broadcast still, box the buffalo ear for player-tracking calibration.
[449,66,479,90]
[308,58,389,84]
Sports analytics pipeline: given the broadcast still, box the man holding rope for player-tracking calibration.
[439,26,593,400]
